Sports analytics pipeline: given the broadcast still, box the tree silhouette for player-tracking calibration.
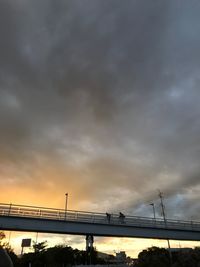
[33,241,47,253]
[136,246,170,267]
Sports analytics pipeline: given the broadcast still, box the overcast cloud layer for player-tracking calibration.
[0,0,200,221]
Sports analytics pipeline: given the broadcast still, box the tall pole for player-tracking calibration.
[158,190,172,265]
[35,232,38,245]
[149,203,156,220]
[158,191,166,223]
[65,193,68,220]
[8,231,12,244]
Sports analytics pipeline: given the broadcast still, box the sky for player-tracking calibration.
[1,0,200,257]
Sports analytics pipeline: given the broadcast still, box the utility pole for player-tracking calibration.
[65,193,68,220]
[35,232,38,245]
[158,191,167,222]
[8,231,12,244]
[158,190,172,265]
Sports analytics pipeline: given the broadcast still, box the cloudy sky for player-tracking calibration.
[1,0,200,257]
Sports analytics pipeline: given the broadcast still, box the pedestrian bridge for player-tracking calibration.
[0,203,200,241]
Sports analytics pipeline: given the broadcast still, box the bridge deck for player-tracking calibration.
[0,203,199,232]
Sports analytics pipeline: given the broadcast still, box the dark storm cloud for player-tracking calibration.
[0,0,200,218]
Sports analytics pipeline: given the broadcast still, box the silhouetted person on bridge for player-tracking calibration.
[106,213,111,223]
[119,212,125,224]
[0,248,13,267]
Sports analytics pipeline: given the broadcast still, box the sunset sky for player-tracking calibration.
[1,0,200,257]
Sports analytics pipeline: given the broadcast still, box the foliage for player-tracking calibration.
[172,247,200,267]
[7,236,200,267]
[135,246,170,267]
[6,248,20,267]
[19,242,100,267]
[0,231,13,251]
[0,231,6,241]
[44,245,75,267]
[134,246,200,267]
[0,231,6,247]
[33,241,47,253]
[20,241,47,267]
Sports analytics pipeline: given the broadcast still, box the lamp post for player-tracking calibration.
[149,203,156,220]
[65,193,68,220]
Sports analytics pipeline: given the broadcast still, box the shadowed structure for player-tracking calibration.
[0,248,13,267]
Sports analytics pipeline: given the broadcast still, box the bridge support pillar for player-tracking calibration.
[86,234,94,264]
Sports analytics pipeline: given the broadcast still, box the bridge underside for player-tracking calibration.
[1,216,200,241]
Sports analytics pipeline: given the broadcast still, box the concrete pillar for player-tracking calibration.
[86,234,94,264]
[86,234,94,251]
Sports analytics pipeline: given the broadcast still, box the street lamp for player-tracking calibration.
[65,193,68,220]
[149,203,156,220]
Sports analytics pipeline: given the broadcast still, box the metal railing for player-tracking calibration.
[0,203,200,232]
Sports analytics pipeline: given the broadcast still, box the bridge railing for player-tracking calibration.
[0,203,200,232]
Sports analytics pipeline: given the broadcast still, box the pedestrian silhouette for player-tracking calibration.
[119,212,125,224]
[106,212,111,223]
